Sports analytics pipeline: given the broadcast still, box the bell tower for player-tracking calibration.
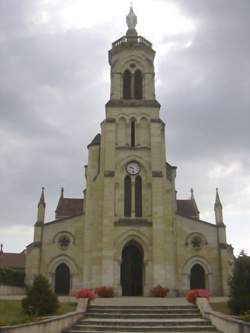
[107,6,159,106]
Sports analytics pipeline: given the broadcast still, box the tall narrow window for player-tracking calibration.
[134,70,143,99]
[123,70,132,99]
[131,120,135,147]
[135,175,142,217]
[124,176,132,217]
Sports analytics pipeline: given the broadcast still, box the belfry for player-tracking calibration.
[26,7,233,296]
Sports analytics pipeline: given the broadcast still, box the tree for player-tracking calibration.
[22,274,59,316]
[228,251,250,314]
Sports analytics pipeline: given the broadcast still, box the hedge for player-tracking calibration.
[0,268,25,287]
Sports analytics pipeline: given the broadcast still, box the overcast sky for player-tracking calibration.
[0,0,249,256]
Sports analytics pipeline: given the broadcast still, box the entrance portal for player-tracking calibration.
[121,241,143,296]
[55,263,70,295]
[190,264,205,289]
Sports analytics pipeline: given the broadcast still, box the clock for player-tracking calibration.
[126,162,140,175]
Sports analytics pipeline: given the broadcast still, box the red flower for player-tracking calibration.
[75,288,96,300]
[95,287,114,297]
[186,289,209,304]
[150,285,169,297]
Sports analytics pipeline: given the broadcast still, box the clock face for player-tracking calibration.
[126,162,140,175]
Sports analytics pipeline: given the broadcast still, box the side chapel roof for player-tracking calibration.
[55,198,83,218]
[0,251,25,269]
[176,199,199,219]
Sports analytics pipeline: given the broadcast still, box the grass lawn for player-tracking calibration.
[210,302,231,315]
[0,300,76,326]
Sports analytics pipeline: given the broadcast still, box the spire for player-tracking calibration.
[55,187,65,219]
[38,187,45,208]
[191,188,194,200]
[215,188,222,208]
[214,188,224,225]
[126,4,137,36]
[60,187,64,199]
[36,187,46,224]
[190,188,200,219]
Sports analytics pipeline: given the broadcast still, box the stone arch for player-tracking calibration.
[47,254,79,293]
[182,256,212,292]
[114,230,152,296]
[114,229,151,263]
[119,56,146,74]
[115,155,150,178]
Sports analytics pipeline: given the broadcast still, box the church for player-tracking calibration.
[25,7,233,297]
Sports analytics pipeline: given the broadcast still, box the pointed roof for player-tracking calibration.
[190,188,200,215]
[177,188,200,219]
[177,200,199,219]
[215,188,223,208]
[55,188,83,218]
[38,187,45,207]
[87,133,101,149]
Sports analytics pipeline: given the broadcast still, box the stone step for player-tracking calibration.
[76,319,212,326]
[90,305,196,310]
[86,313,201,319]
[67,325,217,332]
[65,303,218,333]
[88,308,199,315]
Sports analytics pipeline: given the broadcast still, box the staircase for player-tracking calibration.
[66,298,218,333]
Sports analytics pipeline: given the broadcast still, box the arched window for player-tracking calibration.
[55,263,70,295]
[131,120,135,147]
[123,70,132,99]
[135,175,142,217]
[124,176,132,217]
[134,70,143,99]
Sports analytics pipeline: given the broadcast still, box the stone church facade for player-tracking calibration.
[25,7,233,297]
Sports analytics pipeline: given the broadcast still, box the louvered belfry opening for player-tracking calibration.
[123,70,132,99]
[134,70,143,99]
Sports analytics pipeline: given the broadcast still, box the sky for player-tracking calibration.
[0,0,249,256]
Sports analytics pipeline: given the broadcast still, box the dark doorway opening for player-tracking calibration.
[121,241,143,296]
[55,263,70,295]
[190,264,205,289]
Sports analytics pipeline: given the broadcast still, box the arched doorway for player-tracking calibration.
[55,263,70,295]
[190,264,205,289]
[121,241,143,296]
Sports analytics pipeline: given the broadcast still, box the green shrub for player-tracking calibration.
[0,268,25,287]
[22,274,58,316]
[240,310,250,322]
[228,251,250,314]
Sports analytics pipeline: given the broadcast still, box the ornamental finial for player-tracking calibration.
[126,4,137,30]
